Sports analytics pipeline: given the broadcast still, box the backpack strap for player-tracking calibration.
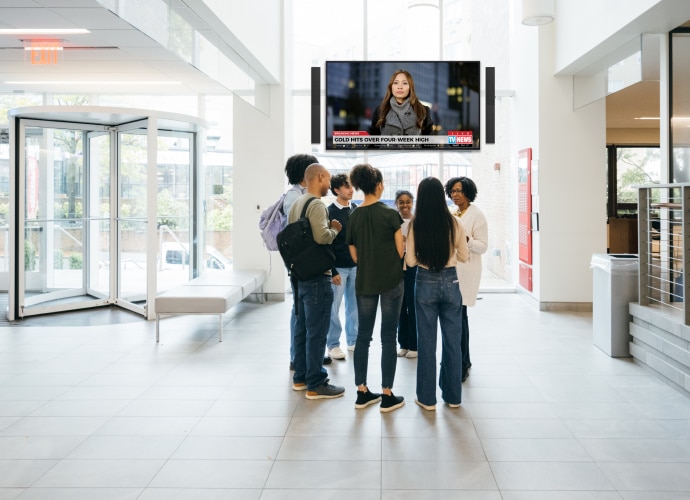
[299,196,317,219]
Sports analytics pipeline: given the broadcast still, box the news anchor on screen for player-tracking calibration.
[369,69,434,136]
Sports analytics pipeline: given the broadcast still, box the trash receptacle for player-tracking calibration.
[591,253,638,357]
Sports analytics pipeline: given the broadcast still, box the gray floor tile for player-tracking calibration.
[1,294,690,497]
[482,438,593,461]
[580,438,690,462]
[599,462,690,491]
[0,436,85,459]
[265,460,380,489]
[382,436,486,461]
[276,435,381,460]
[172,436,283,460]
[33,459,165,487]
[0,460,59,488]
[149,460,273,489]
[490,462,616,490]
[382,460,497,490]
[67,436,184,460]
[14,488,143,499]
[138,489,260,500]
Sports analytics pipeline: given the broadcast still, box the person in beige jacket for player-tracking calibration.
[445,177,488,382]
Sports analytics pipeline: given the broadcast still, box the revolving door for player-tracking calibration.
[7,106,206,321]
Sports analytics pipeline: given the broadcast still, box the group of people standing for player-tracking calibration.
[281,154,488,413]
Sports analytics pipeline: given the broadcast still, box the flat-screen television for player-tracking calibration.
[325,61,480,150]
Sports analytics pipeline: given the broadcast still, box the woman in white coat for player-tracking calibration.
[445,177,488,382]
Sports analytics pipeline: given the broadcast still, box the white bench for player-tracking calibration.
[154,269,268,342]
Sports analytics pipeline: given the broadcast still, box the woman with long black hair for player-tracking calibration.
[405,177,469,410]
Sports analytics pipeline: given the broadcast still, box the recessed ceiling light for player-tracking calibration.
[6,81,182,85]
[0,29,90,35]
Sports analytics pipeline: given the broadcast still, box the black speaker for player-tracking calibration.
[311,67,320,144]
[486,66,495,144]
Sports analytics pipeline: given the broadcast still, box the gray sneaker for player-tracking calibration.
[305,382,345,400]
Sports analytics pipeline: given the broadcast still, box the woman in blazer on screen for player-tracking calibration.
[369,69,433,136]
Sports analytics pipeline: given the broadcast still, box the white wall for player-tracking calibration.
[232,85,288,296]
[538,32,607,303]
[510,6,541,296]
[197,0,282,84]
[554,0,690,75]
[512,4,607,305]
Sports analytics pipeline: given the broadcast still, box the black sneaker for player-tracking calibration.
[380,392,405,413]
[323,356,332,365]
[305,382,345,400]
[355,390,382,409]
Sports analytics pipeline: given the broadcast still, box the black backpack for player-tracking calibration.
[277,197,336,281]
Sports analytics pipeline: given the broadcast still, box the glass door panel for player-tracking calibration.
[118,129,148,306]
[20,123,109,315]
[87,132,111,298]
[156,132,193,293]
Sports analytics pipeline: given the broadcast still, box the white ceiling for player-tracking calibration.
[0,0,230,96]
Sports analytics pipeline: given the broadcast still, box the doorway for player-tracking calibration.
[6,106,204,321]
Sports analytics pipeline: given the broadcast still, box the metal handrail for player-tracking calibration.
[637,184,690,324]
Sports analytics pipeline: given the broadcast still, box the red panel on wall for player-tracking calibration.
[518,148,532,265]
[519,262,533,291]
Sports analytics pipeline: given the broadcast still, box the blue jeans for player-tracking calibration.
[327,266,358,349]
[461,305,471,376]
[354,279,404,389]
[414,267,463,406]
[398,265,418,351]
[292,275,333,390]
[289,304,297,363]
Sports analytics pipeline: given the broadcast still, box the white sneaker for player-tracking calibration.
[328,346,346,360]
[405,350,418,358]
[397,349,409,357]
[415,399,436,411]
[347,344,355,352]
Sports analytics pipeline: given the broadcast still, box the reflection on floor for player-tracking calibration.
[1,293,690,498]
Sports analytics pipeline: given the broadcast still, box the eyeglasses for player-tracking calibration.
[450,189,464,195]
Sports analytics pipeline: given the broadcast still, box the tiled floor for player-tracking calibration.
[2,293,690,499]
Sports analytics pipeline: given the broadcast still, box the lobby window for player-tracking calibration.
[607,145,661,217]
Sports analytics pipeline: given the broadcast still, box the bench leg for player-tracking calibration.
[219,314,223,342]
[156,315,160,342]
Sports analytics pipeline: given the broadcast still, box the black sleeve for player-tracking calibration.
[422,105,434,135]
[369,106,381,135]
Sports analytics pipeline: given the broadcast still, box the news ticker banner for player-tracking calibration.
[332,130,473,147]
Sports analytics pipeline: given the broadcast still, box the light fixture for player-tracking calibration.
[521,0,555,26]
[0,29,90,35]
[6,81,182,85]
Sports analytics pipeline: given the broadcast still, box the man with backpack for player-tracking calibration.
[259,153,332,368]
[287,163,345,399]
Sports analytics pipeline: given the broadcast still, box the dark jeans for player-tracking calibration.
[461,305,471,376]
[354,280,404,389]
[292,275,333,390]
[397,265,418,351]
